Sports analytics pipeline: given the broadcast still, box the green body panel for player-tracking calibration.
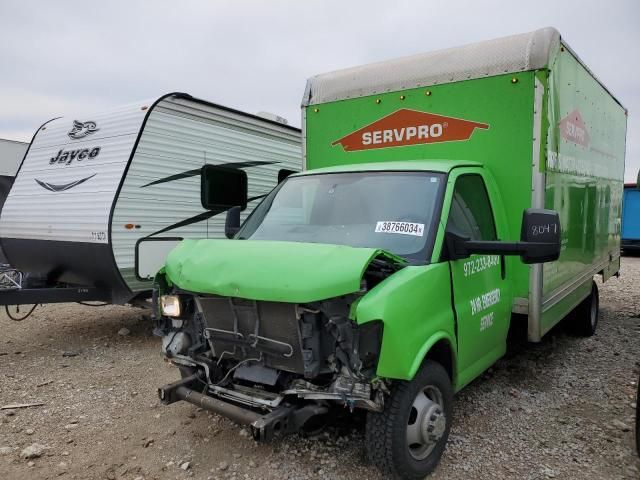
[305,73,535,299]
[355,263,457,384]
[540,45,626,327]
[163,238,404,303]
[541,278,592,336]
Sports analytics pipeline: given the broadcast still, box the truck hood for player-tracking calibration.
[163,239,406,303]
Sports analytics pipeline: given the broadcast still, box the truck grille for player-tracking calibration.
[195,296,304,374]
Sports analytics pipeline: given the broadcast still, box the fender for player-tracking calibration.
[356,262,456,381]
[408,331,458,388]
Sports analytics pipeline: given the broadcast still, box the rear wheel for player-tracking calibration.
[365,360,452,479]
[636,373,639,456]
[571,281,599,336]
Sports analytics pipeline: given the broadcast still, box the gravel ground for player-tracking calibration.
[1,258,639,480]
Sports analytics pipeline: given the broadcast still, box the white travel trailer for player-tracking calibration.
[0,138,28,264]
[0,93,301,305]
[0,138,27,177]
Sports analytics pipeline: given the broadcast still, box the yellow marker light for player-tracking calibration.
[160,295,181,317]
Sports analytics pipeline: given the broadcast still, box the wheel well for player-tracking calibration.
[424,339,455,381]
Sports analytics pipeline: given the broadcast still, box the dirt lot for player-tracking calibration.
[1,259,639,480]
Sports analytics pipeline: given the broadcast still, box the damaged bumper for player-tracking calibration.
[158,374,328,441]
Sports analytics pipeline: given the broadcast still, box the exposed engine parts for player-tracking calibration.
[154,254,400,440]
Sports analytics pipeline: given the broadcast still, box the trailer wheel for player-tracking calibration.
[572,281,599,337]
[365,360,452,479]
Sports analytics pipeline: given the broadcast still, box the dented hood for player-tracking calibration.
[163,239,405,303]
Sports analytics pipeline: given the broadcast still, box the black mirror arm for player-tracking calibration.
[224,206,242,239]
[459,239,560,263]
[463,240,552,255]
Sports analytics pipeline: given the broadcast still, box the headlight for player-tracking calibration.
[160,295,181,317]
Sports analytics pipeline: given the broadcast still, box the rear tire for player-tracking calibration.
[636,373,639,456]
[365,360,452,479]
[571,281,599,337]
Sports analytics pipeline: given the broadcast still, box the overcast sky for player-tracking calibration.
[0,0,638,180]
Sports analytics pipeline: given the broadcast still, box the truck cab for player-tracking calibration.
[154,160,560,479]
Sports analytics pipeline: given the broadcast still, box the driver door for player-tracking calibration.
[444,172,511,385]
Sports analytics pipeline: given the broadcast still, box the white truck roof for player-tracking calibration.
[303,27,564,106]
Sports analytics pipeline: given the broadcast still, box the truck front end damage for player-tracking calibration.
[154,250,402,440]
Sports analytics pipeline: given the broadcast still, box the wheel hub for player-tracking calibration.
[406,386,446,460]
[422,405,446,442]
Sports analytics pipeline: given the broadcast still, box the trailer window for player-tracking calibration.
[447,175,496,241]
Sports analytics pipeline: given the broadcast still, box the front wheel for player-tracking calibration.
[365,360,453,479]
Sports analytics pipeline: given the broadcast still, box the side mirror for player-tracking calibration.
[225,206,241,239]
[201,165,248,211]
[445,208,561,265]
[518,208,561,263]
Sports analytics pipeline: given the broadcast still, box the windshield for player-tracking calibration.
[238,171,445,263]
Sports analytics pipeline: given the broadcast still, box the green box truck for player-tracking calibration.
[154,28,627,478]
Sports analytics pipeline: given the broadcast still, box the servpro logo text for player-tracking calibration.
[362,123,444,146]
[332,109,489,152]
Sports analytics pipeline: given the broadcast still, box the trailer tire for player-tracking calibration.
[572,281,599,337]
[365,360,452,479]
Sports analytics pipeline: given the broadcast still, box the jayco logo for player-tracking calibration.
[49,147,101,165]
[68,120,99,140]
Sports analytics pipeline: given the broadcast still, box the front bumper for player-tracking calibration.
[158,374,327,441]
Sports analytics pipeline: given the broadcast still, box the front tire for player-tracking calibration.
[365,360,453,479]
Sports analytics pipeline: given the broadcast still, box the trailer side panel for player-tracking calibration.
[539,45,626,334]
[112,96,302,293]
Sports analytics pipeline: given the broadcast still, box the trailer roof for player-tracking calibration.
[294,159,480,176]
[303,28,562,106]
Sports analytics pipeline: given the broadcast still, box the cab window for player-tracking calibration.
[446,174,497,241]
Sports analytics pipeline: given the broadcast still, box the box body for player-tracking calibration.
[303,28,626,339]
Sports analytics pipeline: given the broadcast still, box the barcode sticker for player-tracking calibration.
[375,221,425,236]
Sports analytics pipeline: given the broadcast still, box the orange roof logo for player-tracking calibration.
[559,109,590,147]
[332,109,489,152]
